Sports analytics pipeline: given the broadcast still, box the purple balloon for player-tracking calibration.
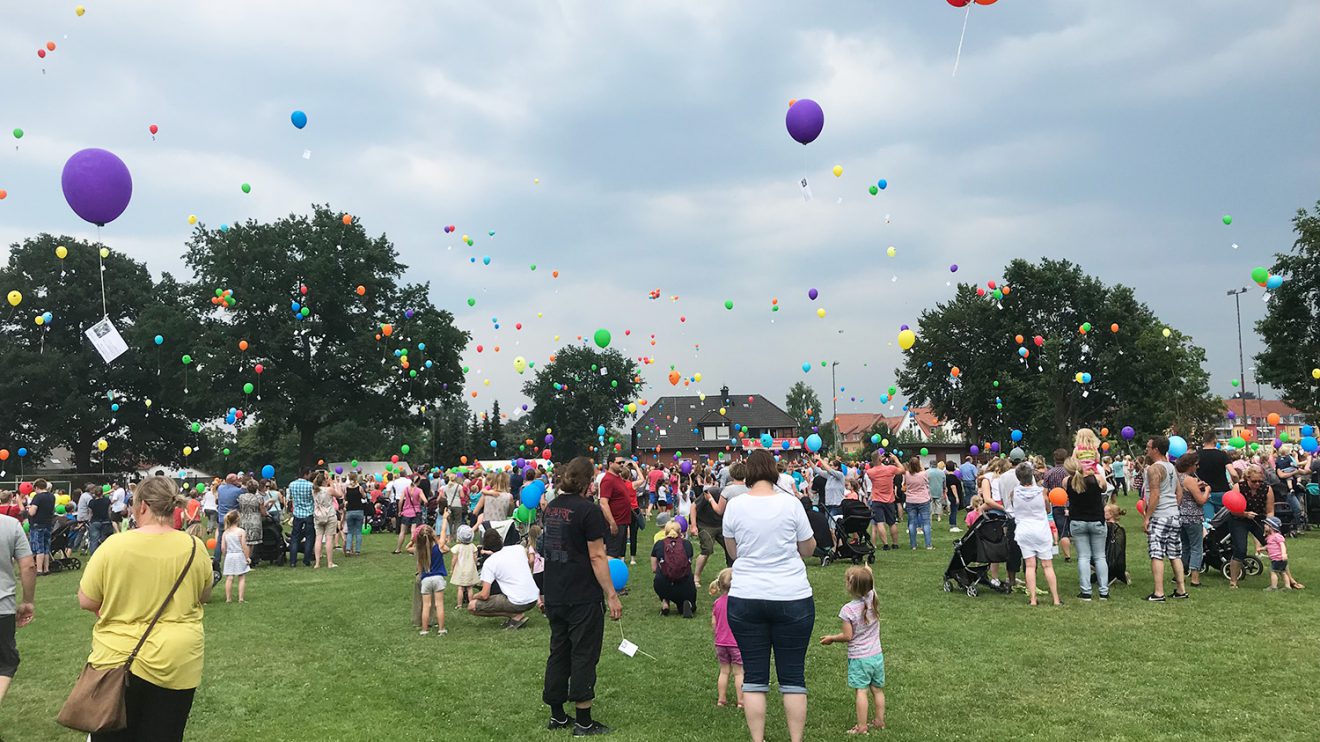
[679,460,692,475]
[950,264,959,273]
[990,442,1001,453]
[675,515,688,532]
[1121,425,1135,440]
[1226,411,1236,420]
[900,324,909,331]
[785,99,825,145]
[334,466,344,474]
[544,434,554,446]
[969,445,980,456]
[61,148,133,226]
[808,287,819,301]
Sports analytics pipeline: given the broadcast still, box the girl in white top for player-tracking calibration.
[1005,463,1061,606]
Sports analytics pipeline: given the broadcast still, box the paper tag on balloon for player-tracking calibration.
[800,177,813,202]
[600,367,609,376]
[303,149,312,160]
[85,317,128,364]
[618,639,638,657]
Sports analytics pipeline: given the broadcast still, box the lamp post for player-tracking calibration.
[831,361,840,454]
[1227,288,1249,423]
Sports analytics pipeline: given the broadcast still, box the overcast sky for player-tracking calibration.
[3,1,1317,422]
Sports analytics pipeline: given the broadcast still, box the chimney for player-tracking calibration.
[721,385,731,407]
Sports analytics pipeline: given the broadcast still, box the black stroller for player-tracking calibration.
[253,515,289,566]
[367,499,393,534]
[824,499,875,566]
[1105,521,1131,587]
[1201,508,1263,580]
[942,510,1015,597]
[48,518,84,573]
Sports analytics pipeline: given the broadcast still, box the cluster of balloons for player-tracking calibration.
[1250,266,1284,290]
[211,288,236,308]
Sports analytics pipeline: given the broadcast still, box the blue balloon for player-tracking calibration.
[290,110,308,129]
[261,464,275,479]
[1300,436,1319,454]
[417,342,426,350]
[490,440,498,448]
[877,179,888,190]
[596,425,606,436]
[1167,435,1188,459]
[111,403,119,412]
[802,362,811,373]
[291,301,301,312]
[1301,425,1315,438]
[1010,429,1023,442]
[219,224,229,232]
[1081,372,1092,384]
[608,558,629,592]
[154,335,164,345]
[1266,274,1283,290]
[520,479,547,510]
[806,433,823,452]
[16,448,26,457]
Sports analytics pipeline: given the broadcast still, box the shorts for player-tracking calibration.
[1271,560,1289,573]
[715,644,743,666]
[400,515,422,527]
[28,526,51,556]
[847,653,885,689]
[420,575,448,594]
[473,594,537,614]
[1052,507,1070,536]
[314,518,338,538]
[1147,517,1183,561]
[698,526,722,556]
[0,615,17,677]
[870,502,897,525]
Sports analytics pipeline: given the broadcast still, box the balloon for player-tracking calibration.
[1223,490,1246,515]
[785,99,824,145]
[96,439,108,452]
[1135,499,1146,515]
[1167,436,1188,459]
[1228,436,1246,449]
[808,288,819,300]
[6,291,21,307]
[832,165,843,177]
[680,460,693,475]
[607,558,629,591]
[897,329,916,351]
[1162,328,1172,338]
[675,515,688,533]
[802,362,811,373]
[724,299,734,310]
[238,339,249,351]
[241,183,251,194]
[261,464,276,479]
[1048,488,1067,507]
[1222,215,1232,225]
[1121,426,1135,440]
[806,433,823,452]
[817,308,826,318]
[948,0,971,5]
[181,354,192,365]
[207,538,217,549]
[55,245,68,259]
[1300,436,1319,454]
[149,124,159,136]
[291,110,308,129]
[1010,429,1023,442]
[242,382,254,394]
[254,363,264,374]
[593,328,611,348]
[513,505,534,524]
[1313,369,1320,380]
[1266,412,1280,426]
[61,148,133,226]
[183,446,193,457]
[76,5,85,15]
[12,129,22,140]
[1266,274,1283,290]
[1250,267,1268,285]
[668,370,680,386]
[521,480,547,509]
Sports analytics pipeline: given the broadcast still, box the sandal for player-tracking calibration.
[869,720,886,730]
[716,701,727,708]
[846,725,869,735]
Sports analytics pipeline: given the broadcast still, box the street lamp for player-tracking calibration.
[1227,288,1249,423]
[831,361,840,454]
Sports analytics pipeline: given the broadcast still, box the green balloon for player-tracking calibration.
[1229,436,1246,449]
[888,386,897,396]
[992,380,1000,388]
[196,483,206,493]
[920,448,929,456]
[300,306,310,316]
[1081,322,1092,332]
[181,354,192,365]
[12,128,23,139]
[409,369,417,377]
[1231,379,1240,387]
[1250,267,1268,284]
[530,264,537,271]
[102,484,111,493]
[462,365,470,374]
[401,444,411,455]
[191,422,200,432]
[1223,215,1233,225]
[222,448,231,456]
[869,185,878,195]
[610,380,617,388]
[243,382,254,394]
[593,328,611,348]
[351,459,359,468]
[724,300,734,310]
[467,297,476,307]
[362,525,371,534]
[241,182,251,193]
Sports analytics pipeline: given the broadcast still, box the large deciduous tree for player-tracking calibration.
[1255,202,1320,416]
[183,205,468,468]
[785,381,835,451]
[523,345,642,462]
[0,235,201,471]
[896,258,1219,452]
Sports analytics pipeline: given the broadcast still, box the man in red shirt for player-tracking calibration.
[865,452,904,551]
[599,456,637,560]
[645,465,666,518]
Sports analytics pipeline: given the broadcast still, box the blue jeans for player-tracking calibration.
[826,505,842,520]
[1070,520,1109,595]
[87,521,113,556]
[214,508,232,560]
[345,511,365,553]
[727,596,814,694]
[905,502,931,548]
[1204,491,1225,522]
[289,516,315,566]
[1179,519,1203,573]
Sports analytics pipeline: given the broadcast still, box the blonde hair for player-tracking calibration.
[224,510,240,528]
[969,495,984,511]
[0,490,11,505]
[844,565,879,623]
[1064,457,1087,496]
[492,471,510,492]
[414,525,436,574]
[1104,503,1126,520]
[663,521,681,539]
[708,567,733,597]
[1074,428,1100,452]
[134,476,182,519]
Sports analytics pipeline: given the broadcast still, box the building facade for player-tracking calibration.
[631,386,801,465]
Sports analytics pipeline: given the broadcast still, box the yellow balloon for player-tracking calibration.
[886,246,896,257]
[99,247,110,258]
[483,379,491,386]
[627,402,637,413]
[75,5,85,16]
[188,214,198,225]
[96,439,108,452]
[34,315,44,326]
[694,372,703,383]
[145,399,152,408]
[698,393,706,401]
[513,356,527,374]
[1162,328,1172,338]
[55,245,68,259]
[1313,368,1320,380]
[897,329,916,351]
[881,438,890,447]
[183,446,193,456]
[832,165,843,177]
[6,290,21,307]
[816,308,826,318]
[1075,372,1084,383]
[719,407,727,416]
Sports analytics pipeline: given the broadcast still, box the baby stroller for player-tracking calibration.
[367,499,392,534]
[942,510,1015,597]
[1201,508,1263,580]
[825,499,875,566]
[1104,521,1130,587]
[1273,500,1299,538]
[253,515,289,566]
[47,518,84,573]
[1306,483,1320,526]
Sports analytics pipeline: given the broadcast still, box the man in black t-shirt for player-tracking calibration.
[1196,431,1233,518]
[692,485,729,581]
[542,457,622,737]
[25,481,56,576]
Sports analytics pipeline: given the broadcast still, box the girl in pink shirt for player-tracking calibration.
[708,568,743,708]
[965,495,985,528]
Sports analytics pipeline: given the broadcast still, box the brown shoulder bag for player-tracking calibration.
[56,535,199,733]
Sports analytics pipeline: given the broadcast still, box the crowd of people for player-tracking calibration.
[0,428,1314,740]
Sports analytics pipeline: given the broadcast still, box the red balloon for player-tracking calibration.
[149,124,159,135]
[1135,499,1146,515]
[1223,489,1246,515]
[948,0,971,5]
[254,364,264,374]
[19,482,33,495]
[37,49,46,58]
[975,0,999,4]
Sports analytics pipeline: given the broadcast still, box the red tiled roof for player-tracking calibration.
[1220,399,1303,419]
[836,409,942,440]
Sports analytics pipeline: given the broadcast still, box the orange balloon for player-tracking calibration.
[0,449,8,461]
[460,456,468,464]
[1100,427,1109,437]
[471,391,478,398]
[1021,349,1030,358]
[1110,323,1119,333]
[342,214,352,225]
[950,367,961,377]
[1101,441,1111,451]
[238,339,248,352]
[46,41,56,51]
[552,270,560,278]
[1000,285,1011,295]
[668,370,680,385]
[356,285,366,296]
[1014,334,1024,344]
[1267,412,1280,426]
[382,324,393,336]
[207,538,217,549]
[1241,428,1255,442]
[1048,488,1067,507]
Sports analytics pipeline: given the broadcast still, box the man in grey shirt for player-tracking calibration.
[0,512,36,704]
[813,459,847,518]
[720,462,749,501]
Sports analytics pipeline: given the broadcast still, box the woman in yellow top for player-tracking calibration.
[77,476,213,742]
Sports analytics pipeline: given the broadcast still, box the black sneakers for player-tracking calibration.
[1171,591,1189,600]
[573,721,612,736]
[548,716,575,730]
[1076,591,1092,602]
[1145,593,1165,602]
[681,600,694,619]
[1098,593,1109,601]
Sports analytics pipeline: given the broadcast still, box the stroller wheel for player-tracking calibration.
[50,560,64,573]
[820,555,831,567]
[867,554,875,565]
[71,558,82,570]
[1244,556,1263,576]
[942,579,953,593]
[967,584,978,597]
[1220,562,1233,581]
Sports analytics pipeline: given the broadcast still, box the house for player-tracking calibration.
[1214,398,1311,445]
[631,386,800,465]
[835,408,959,455]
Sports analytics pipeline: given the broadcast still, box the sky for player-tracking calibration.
[2,0,1318,425]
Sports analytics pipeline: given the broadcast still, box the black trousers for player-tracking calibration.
[605,528,627,558]
[543,602,605,706]
[653,572,697,607]
[91,673,195,742]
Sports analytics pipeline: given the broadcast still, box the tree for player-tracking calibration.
[896,258,1220,453]
[1256,202,1320,416]
[182,205,468,468]
[858,419,895,460]
[423,397,471,467]
[489,400,505,458]
[523,345,642,462]
[0,235,204,471]
[785,381,835,452]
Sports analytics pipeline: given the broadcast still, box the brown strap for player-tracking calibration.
[124,533,199,671]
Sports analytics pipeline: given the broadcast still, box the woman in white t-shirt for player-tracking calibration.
[721,449,816,742]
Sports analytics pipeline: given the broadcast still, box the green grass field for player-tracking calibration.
[3,508,1318,741]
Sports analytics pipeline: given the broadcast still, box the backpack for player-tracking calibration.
[660,537,690,581]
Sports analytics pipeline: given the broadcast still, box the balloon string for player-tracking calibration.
[953,2,972,78]
[97,225,108,318]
